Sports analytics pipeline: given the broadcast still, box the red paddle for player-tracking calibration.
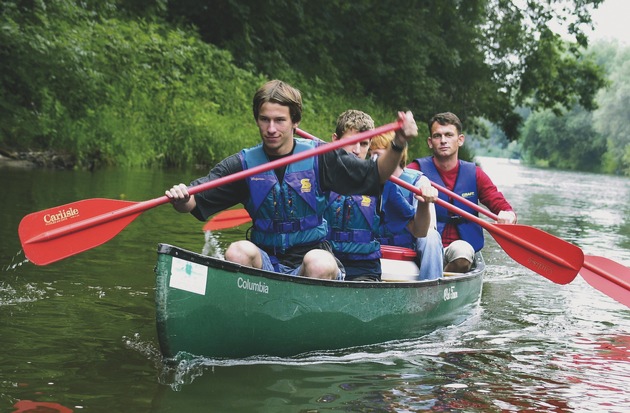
[581,256,630,307]
[418,171,630,307]
[202,208,252,231]
[18,120,402,265]
[389,175,583,285]
[426,179,501,221]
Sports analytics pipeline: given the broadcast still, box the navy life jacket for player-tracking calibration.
[416,157,484,251]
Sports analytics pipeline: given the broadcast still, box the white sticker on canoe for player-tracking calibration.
[169,257,207,295]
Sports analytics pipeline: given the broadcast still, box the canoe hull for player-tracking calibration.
[155,244,484,359]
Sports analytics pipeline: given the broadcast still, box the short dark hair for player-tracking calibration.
[428,112,462,135]
[252,80,303,123]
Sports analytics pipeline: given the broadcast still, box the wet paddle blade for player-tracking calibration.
[388,175,584,285]
[580,256,630,308]
[489,224,583,285]
[202,209,252,231]
[18,198,142,266]
[426,176,630,300]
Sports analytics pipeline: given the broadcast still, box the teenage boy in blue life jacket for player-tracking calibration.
[370,131,444,280]
[324,110,438,281]
[323,110,380,281]
[165,80,419,280]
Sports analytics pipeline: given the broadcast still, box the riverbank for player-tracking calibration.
[0,148,75,169]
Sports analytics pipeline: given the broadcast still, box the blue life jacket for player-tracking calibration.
[416,157,484,251]
[240,139,328,253]
[379,168,423,248]
[324,192,381,261]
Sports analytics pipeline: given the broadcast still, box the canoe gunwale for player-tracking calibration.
[156,243,484,288]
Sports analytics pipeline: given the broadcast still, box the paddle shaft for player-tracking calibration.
[428,179,500,221]
[295,127,556,263]
[296,128,325,143]
[24,121,402,245]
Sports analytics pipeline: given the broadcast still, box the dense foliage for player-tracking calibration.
[0,0,614,170]
[518,40,630,174]
[592,41,630,175]
[166,0,606,137]
[521,105,606,171]
[1,0,264,167]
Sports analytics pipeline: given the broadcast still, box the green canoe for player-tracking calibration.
[155,243,485,359]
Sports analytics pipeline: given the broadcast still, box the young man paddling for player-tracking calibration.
[165,80,418,280]
[407,112,516,272]
[323,110,383,281]
[324,110,440,281]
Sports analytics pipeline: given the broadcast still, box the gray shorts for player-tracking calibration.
[259,248,344,280]
[444,240,475,265]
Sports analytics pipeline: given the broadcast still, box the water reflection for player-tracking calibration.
[476,156,630,263]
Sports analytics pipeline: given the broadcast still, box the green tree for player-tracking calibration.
[0,0,265,167]
[0,0,106,147]
[591,41,630,175]
[166,0,606,138]
[520,106,605,171]
[0,0,611,168]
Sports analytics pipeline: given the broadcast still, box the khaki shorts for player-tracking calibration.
[444,240,475,265]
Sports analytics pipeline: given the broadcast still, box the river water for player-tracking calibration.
[1,157,629,412]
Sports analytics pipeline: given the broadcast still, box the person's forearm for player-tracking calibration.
[377,153,403,183]
[407,203,432,238]
[376,111,417,183]
[376,134,407,183]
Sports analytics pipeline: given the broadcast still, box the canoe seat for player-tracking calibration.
[380,245,420,282]
[380,245,416,260]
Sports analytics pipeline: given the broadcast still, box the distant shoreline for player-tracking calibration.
[0,151,75,169]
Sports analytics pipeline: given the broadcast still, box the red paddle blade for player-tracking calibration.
[489,224,583,285]
[202,209,252,231]
[18,198,142,266]
[580,255,630,308]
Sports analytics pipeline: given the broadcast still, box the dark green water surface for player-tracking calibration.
[1,158,629,412]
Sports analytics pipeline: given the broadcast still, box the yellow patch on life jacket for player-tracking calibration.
[300,178,312,193]
[461,191,475,198]
[361,196,371,207]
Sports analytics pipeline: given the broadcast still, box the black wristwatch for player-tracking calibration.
[391,138,407,152]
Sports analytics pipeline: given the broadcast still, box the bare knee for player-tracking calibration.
[443,240,474,273]
[225,240,262,268]
[444,257,472,273]
[299,249,339,279]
